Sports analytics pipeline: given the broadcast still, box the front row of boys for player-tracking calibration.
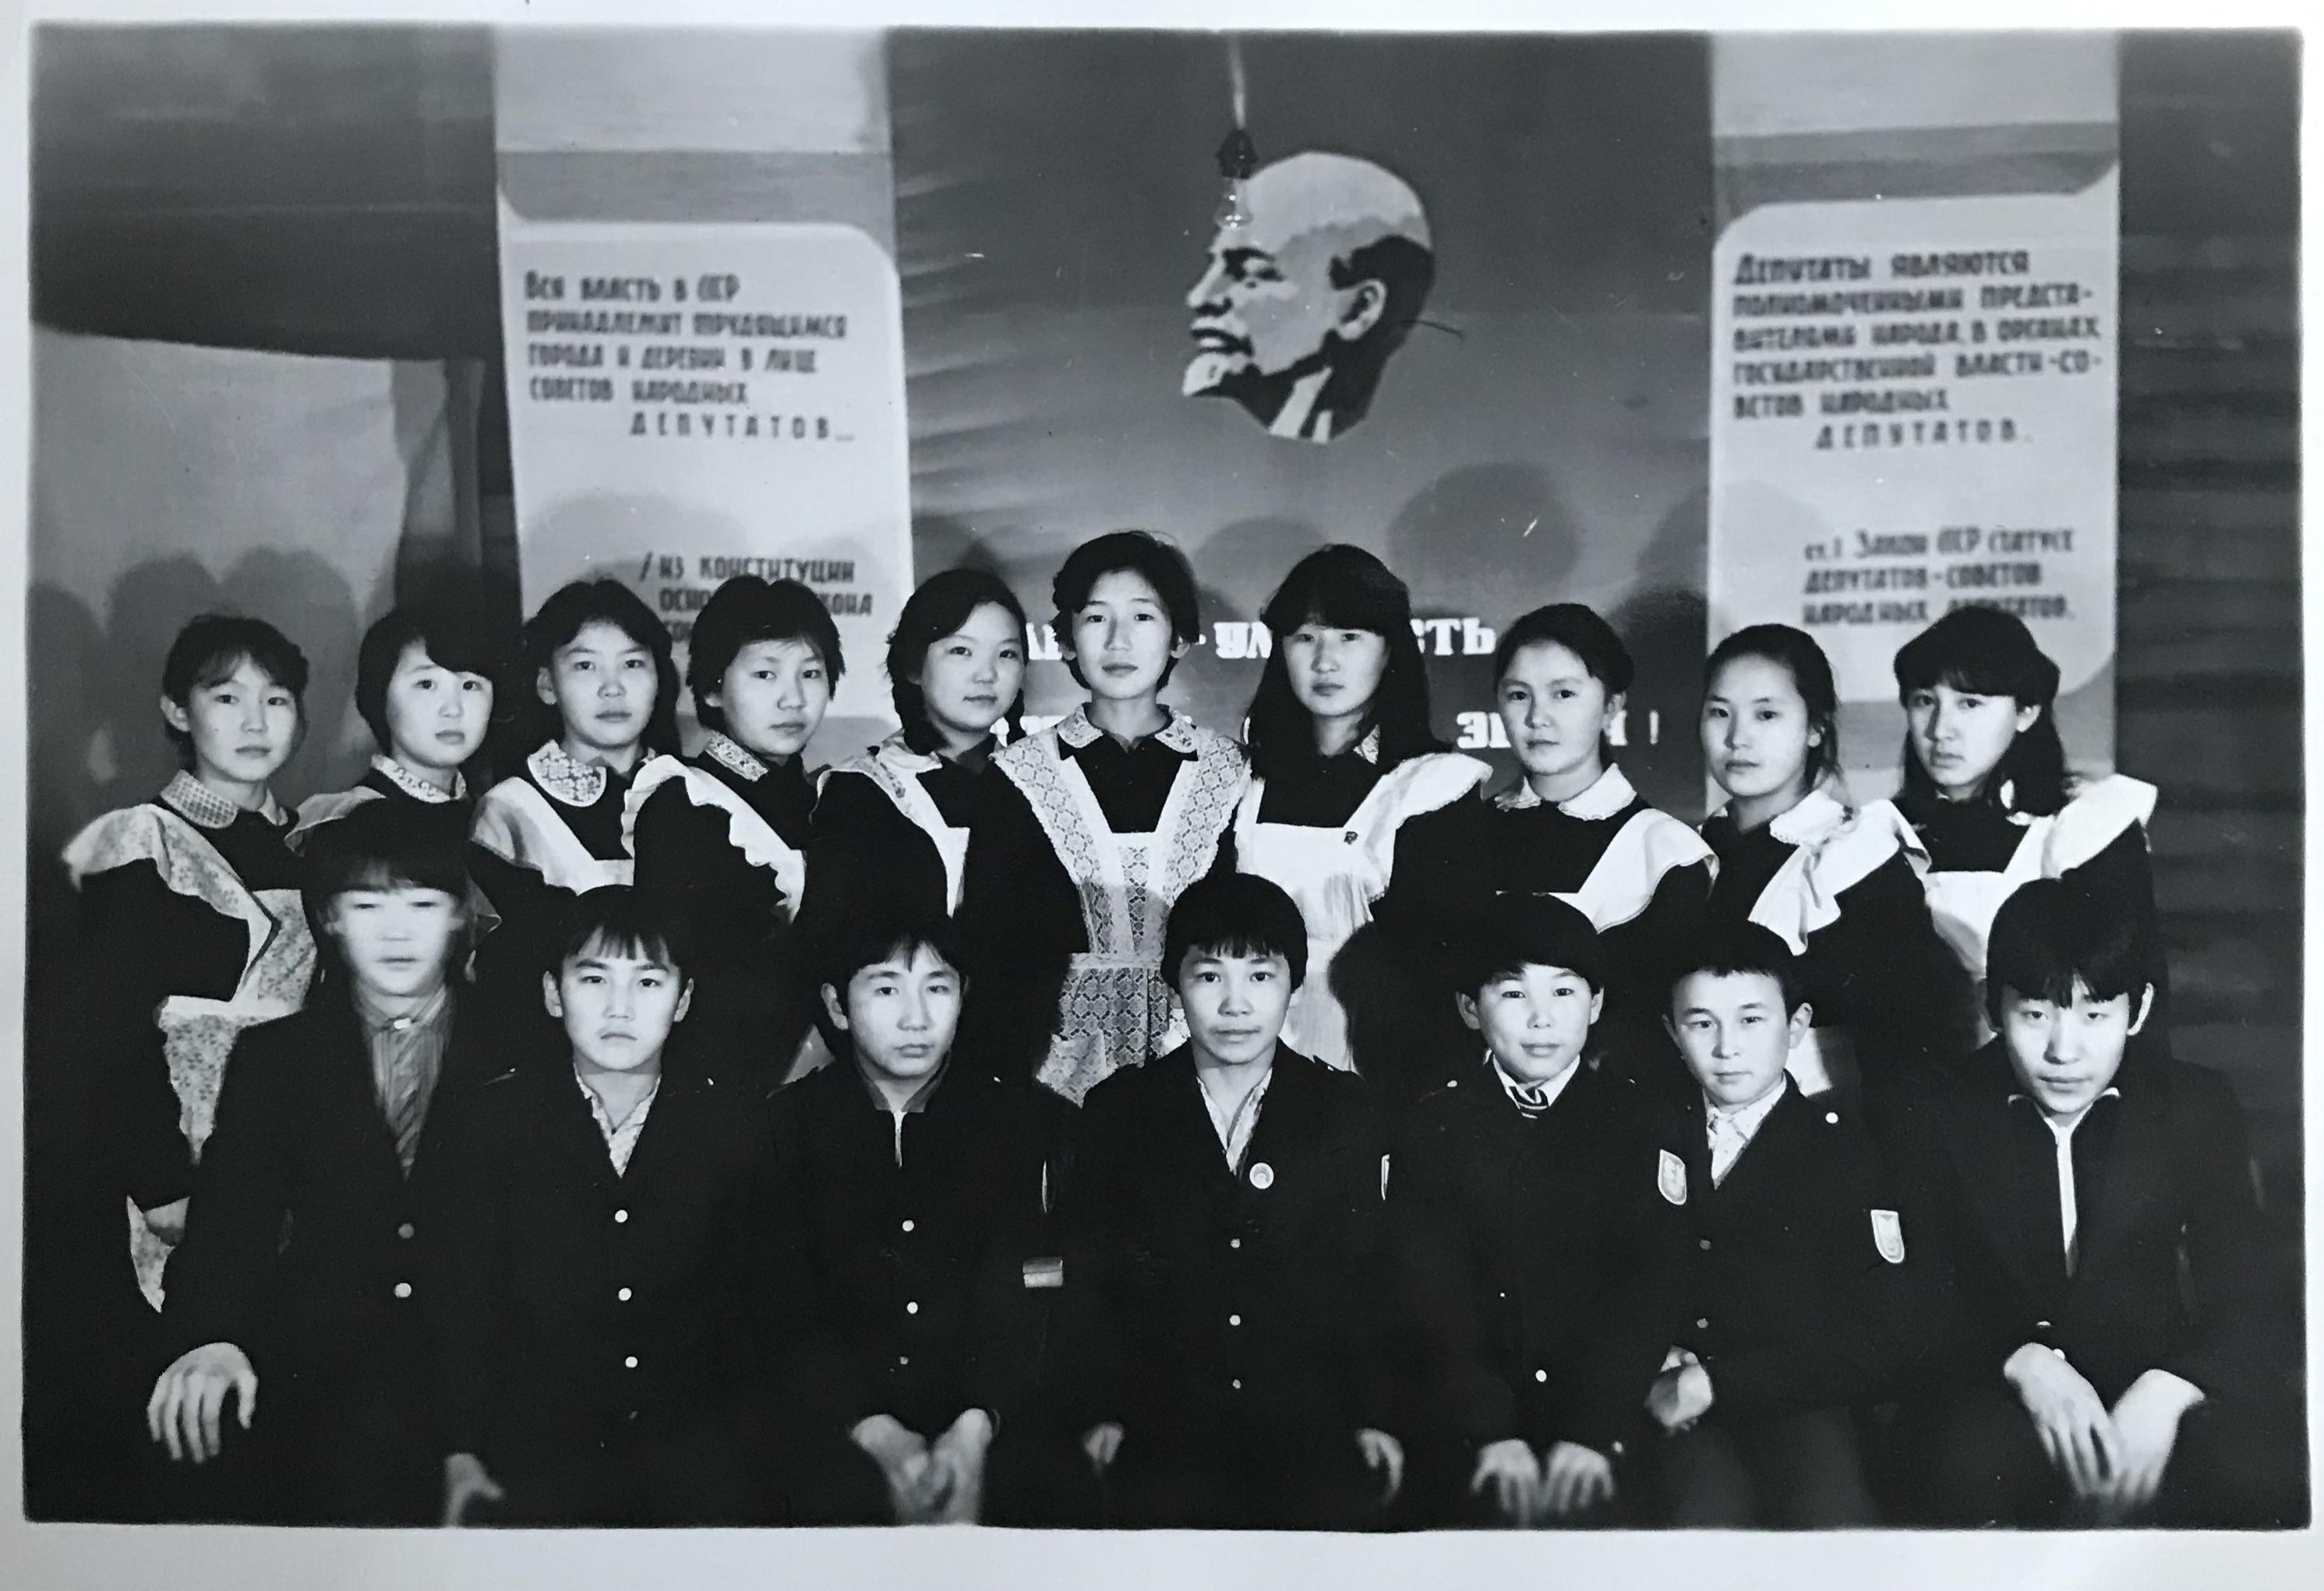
[146,800,2301,1529]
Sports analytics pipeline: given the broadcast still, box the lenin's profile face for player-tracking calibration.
[1183,151,1435,445]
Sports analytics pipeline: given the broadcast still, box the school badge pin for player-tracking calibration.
[1250,1161,1275,1190]
[1657,1150,1688,1206]
[1871,1208,1905,1264]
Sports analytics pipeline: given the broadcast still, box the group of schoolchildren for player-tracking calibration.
[37,528,2304,1531]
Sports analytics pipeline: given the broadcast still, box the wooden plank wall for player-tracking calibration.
[2116,32,2302,1221]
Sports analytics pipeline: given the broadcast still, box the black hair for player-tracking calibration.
[1242,545,1445,780]
[687,576,846,736]
[818,910,968,999]
[354,605,506,754]
[1704,624,1842,794]
[1892,605,2071,817]
[885,568,1030,755]
[517,579,682,757]
[552,885,693,981]
[1491,603,1635,698]
[1457,892,1606,996]
[299,801,473,988]
[1051,531,1202,693]
[159,614,310,769]
[1162,872,1309,992]
[1984,877,2153,1027]
[1669,921,1805,1016]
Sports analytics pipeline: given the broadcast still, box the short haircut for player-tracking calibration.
[1892,605,2070,817]
[1704,623,1842,792]
[302,800,471,907]
[1984,877,2152,1024]
[1669,921,1805,1016]
[160,614,310,768]
[1457,892,1606,996]
[553,885,692,980]
[1492,603,1635,698]
[1243,545,1445,781]
[520,579,682,755]
[818,910,968,997]
[1051,530,1202,692]
[354,605,507,752]
[1162,872,1309,992]
[885,568,1030,754]
[687,575,846,734]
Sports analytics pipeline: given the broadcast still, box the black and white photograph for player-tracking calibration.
[5,1,2312,1580]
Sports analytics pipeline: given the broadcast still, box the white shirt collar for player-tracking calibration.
[528,741,610,808]
[1490,1052,1584,1114]
[1495,762,1636,818]
[701,730,769,783]
[1055,703,1201,756]
[2012,1085,2122,1137]
[370,753,464,804]
[163,770,288,831]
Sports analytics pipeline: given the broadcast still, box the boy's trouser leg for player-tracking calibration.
[1736,1408,1881,1528]
[1656,1425,1759,1526]
[2150,1398,2310,1529]
[983,1413,1106,1529]
[1919,1383,2064,1526]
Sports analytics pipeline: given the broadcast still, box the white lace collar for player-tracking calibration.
[1496,762,1636,819]
[1055,704,1201,757]
[528,741,610,808]
[371,754,464,804]
[701,731,770,783]
[162,770,288,831]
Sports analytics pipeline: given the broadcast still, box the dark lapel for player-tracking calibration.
[313,989,411,1184]
[1653,1081,1718,1207]
[2073,1078,2170,1271]
[1151,1048,1241,1207]
[617,1066,716,1190]
[1711,1079,1809,1211]
[1236,1048,1339,1206]
[524,1058,623,1188]
[1943,1051,2062,1295]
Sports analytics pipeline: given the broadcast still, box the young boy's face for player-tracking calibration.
[1177,947,1293,1068]
[537,619,658,758]
[1997,978,2150,1118]
[326,882,464,1002]
[1667,970,1807,1110]
[543,934,692,1075]
[824,942,962,1087]
[1460,963,1602,1085]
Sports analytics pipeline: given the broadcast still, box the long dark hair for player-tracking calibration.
[511,579,682,758]
[1243,545,1443,781]
[1892,606,2068,816]
[1704,624,1842,795]
[885,568,1030,754]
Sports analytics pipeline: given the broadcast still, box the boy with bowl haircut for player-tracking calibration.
[1054,871,1403,1529]
[769,910,1092,1526]
[1906,879,2304,1527]
[1643,922,1941,1526]
[1386,892,1686,1527]
[426,886,813,1526]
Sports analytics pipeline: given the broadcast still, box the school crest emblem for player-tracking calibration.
[1871,1208,1906,1264]
[1657,1149,1688,1207]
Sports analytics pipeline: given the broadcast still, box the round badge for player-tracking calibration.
[1249,1161,1275,1190]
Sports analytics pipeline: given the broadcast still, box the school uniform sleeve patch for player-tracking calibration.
[1870,1207,1905,1264]
[1658,1149,1689,1206]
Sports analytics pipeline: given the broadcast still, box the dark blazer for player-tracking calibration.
[1651,1079,1942,1422]
[1911,1042,2285,1406]
[768,1059,1061,1437]
[1052,1047,1391,1451]
[1387,1059,1686,1459]
[422,1055,799,1476]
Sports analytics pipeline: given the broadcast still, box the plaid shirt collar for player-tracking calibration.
[161,770,288,831]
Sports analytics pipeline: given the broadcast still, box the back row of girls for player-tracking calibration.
[48,533,2163,1456]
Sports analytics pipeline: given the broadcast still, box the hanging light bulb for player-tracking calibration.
[1214,126,1258,232]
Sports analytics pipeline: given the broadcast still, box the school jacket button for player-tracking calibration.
[393,1282,412,1299]
[624,1356,640,1369]
[614,1209,630,1224]
[1695,1317,1711,1331]
[397,1222,415,1240]
[2036,1320,2052,1331]
[1697,1238,1712,1252]
[1535,1369,1548,1383]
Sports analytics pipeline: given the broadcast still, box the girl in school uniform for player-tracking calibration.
[1696,624,1973,1098]
[814,567,1030,925]
[625,575,838,1089]
[59,616,322,1315]
[1381,603,1715,1096]
[955,531,1248,1105]
[287,606,500,854]
[467,579,679,1027]
[1227,546,1489,1075]
[1891,604,2163,1045]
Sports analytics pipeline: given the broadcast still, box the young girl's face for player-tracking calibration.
[1905,682,2040,802]
[917,602,1026,745]
[538,619,658,757]
[1283,621,1390,736]
[386,641,493,775]
[1499,641,1616,789]
[709,638,830,762]
[164,654,299,790]
[1701,653,1821,808]
[1067,569,1188,703]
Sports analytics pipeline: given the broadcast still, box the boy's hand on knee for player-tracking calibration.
[2101,1370,2204,1515]
[1355,1428,1404,1504]
[441,1452,505,1527]
[852,1413,938,1522]
[1469,1437,1539,1522]
[2004,1343,2121,1501]
[1081,1421,1125,1476]
[1535,1441,1615,1522]
[926,1409,995,1525]
[147,1342,257,1464]
[1647,1359,1715,1433]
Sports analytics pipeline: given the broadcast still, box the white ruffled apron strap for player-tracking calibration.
[1556,809,1718,933]
[65,804,285,986]
[284,787,385,852]
[859,748,973,913]
[478,778,635,894]
[996,735,1132,955]
[2044,775,2159,876]
[620,755,804,917]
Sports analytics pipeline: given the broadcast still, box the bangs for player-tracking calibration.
[1984,879,2150,1020]
[189,646,279,692]
[1261,547,1410,640]
[335,854,465,900]
[1179,931,1293,967]
[1892,606,2057,705]
[570,925,682,970]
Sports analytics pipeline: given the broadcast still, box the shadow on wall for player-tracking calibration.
[1608,483,1709,820]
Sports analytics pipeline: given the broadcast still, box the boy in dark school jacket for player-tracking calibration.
[1641,922,1941,1527]
[1905,879,2305,1528]
[1054,872,1403,1529]
[143,804,491,1524]
[426,886,823,1527]
[770,910,1093,1526]
[1386,893,1687,1528]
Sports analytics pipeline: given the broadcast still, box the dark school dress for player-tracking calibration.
[812,730,1000,926]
